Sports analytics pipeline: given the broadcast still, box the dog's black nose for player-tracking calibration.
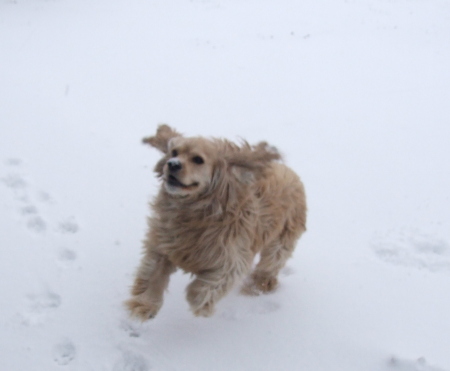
[168,160,182,172]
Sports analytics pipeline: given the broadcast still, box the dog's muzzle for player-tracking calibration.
[167,158,182,173]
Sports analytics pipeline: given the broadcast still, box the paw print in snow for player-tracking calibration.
[113,350,150,371]
[371,227,450,273]
[388,356,447,371]
[58,217,79,234]
[53,339,76,365]
[1,173,27,190]
[26,216,47,233]
[5,158,23,166]
[21,290,61,326]
[120,319,142,338]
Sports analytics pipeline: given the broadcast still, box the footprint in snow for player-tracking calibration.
[1,160,80,236]
[1,170,48,234]
[20,204,39,215]
[388,356,447,371]
[120,319,142,338]
[113,350,150,371]
[371,227,450,273]
[56,247,78,268]
[26,215,47,233]
[36,190,53,204]
[1,172,27,190]
[58,217,80,234]
[58,247,77,261]
[21,290,61,326]
[5,158,23,167]
[53,339,76,365]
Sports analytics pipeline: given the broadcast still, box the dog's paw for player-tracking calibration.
[191,302,215,317]
[259,276,279,292]
[125,297,161,321]
[240,282,260,296]
[241,275,279,295]
[186,281,216,317]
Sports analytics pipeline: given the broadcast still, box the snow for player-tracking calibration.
[1,0,450,370]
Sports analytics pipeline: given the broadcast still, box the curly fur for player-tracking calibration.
[126,124,307,320]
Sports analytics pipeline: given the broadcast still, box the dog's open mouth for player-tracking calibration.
[167,175,199,189]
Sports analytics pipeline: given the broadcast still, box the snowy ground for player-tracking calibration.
[1,0,450,370]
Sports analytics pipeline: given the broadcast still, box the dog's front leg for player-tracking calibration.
[126,251,175,321]
[186,262,249,317]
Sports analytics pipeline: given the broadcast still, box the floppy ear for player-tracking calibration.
[226,141,281,181]
[153,156,168,178]
[142,124,182,154]
[205,142,280,213]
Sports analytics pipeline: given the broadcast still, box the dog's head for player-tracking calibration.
[143,124,281,199]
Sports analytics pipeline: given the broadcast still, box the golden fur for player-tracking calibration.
[126,124,307,320]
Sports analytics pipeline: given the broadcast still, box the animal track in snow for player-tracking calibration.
[371,227,450,273]
[1,167,47,233]
[113,350,150,371]
[20,204,39,215]
[53,339,76,365]
[21,290,61,325]
[120,319,142,338]
[387,356,447,371]
[5,158,23,166]
[58,217,80,234]
[1,172,27,190]
[26,215,47,233]
[1,159,80,236]
[36,190,53,204]
[56,247,78,269]
[57,247,77,263]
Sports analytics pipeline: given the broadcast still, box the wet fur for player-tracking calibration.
[126,124,307,319]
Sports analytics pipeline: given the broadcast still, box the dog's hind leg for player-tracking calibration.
[125,251,176,321]
[242,224,305,295]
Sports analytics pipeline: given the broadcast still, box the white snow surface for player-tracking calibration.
[1,0,450,370]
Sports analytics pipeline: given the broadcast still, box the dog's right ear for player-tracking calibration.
[226,141,282,178]
[142,124,182,154]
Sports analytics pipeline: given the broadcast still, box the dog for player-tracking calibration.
[126,124,307,320]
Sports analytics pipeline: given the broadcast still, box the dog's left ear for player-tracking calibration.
[226,141,281,182]
[142,124,182,154]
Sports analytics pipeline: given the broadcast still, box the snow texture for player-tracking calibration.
[1,0,450,370]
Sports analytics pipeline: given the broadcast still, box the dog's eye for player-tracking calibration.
[171,150,178,157]
[192,156,204,165]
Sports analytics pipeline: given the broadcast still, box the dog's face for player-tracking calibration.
[163,136,216,197]
[143,124,281,199]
